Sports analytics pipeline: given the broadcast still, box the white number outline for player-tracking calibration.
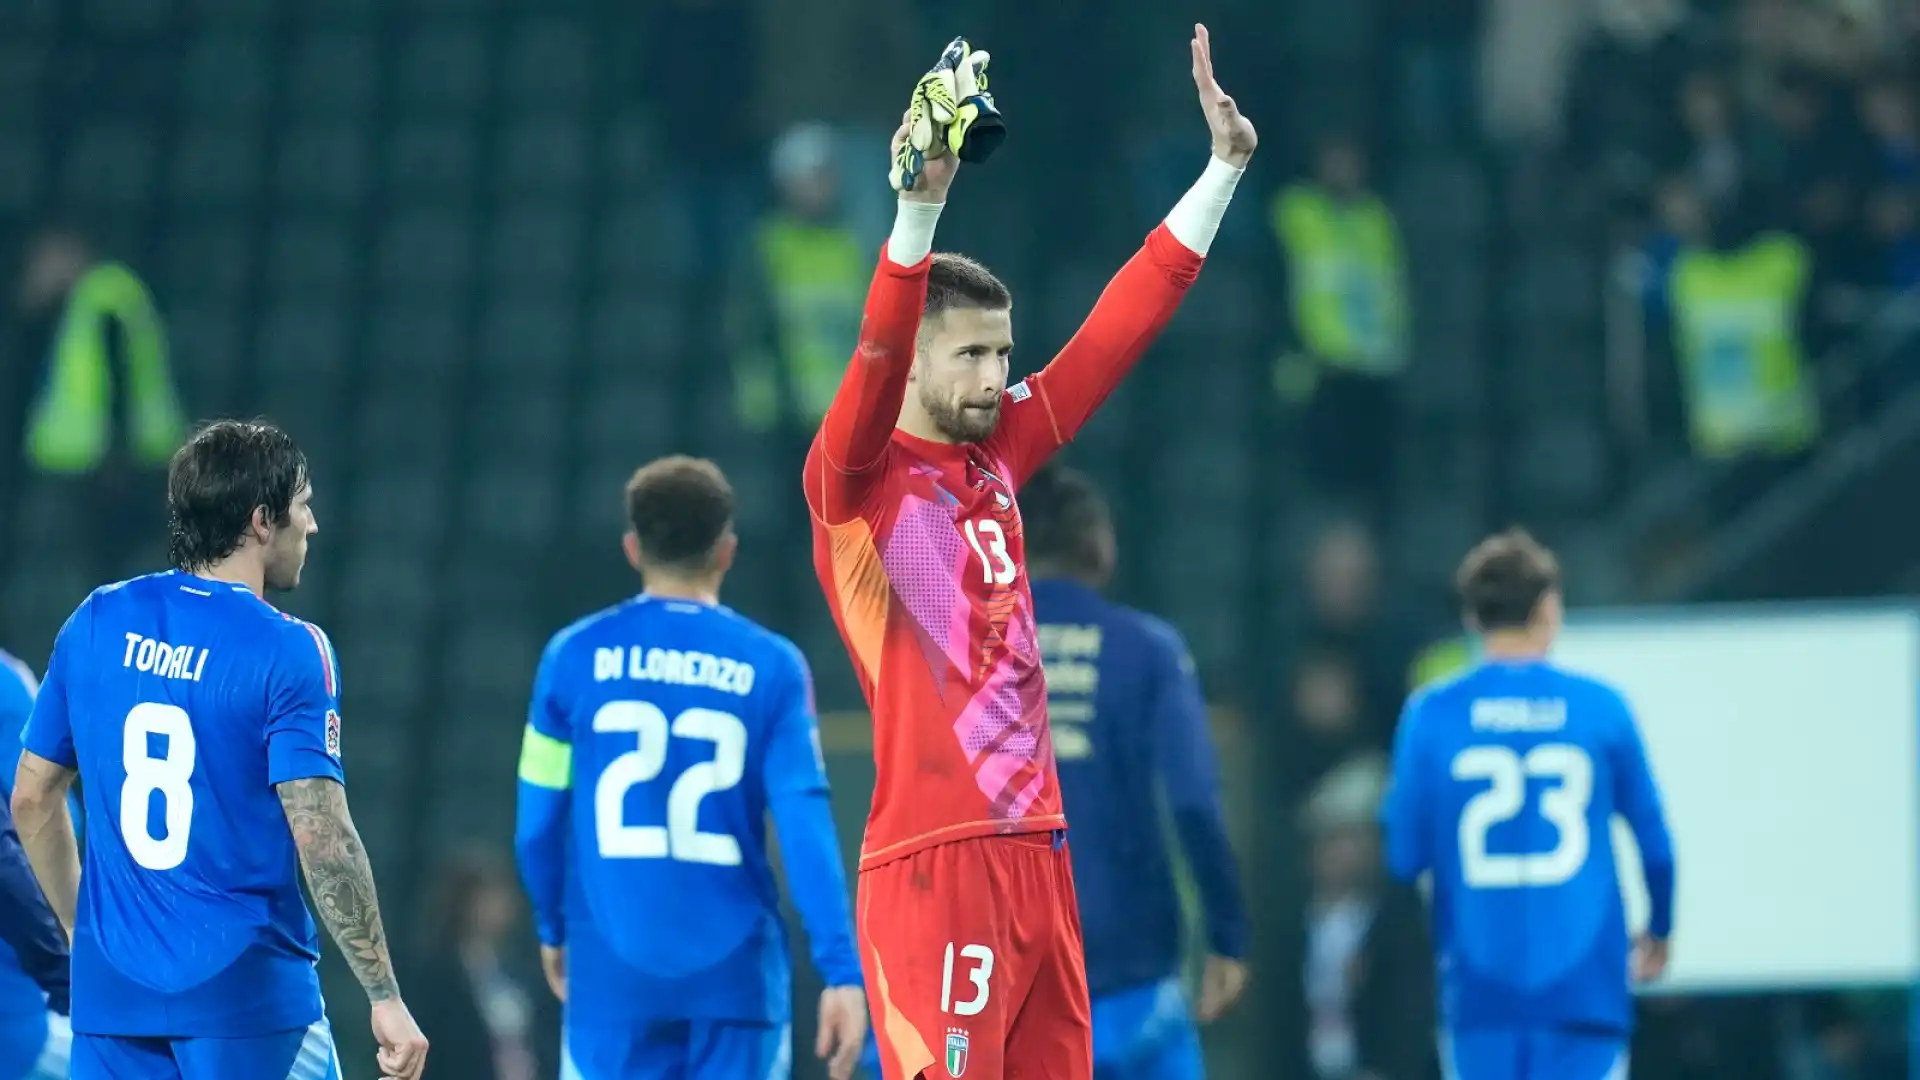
[1452,743,1593,889]
[940,942,995,1017]
[964,520,1016,586]
[121,703,196,871]
[592,701,748,866]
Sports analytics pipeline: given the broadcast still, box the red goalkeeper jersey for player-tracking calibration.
[805,224,1204,871]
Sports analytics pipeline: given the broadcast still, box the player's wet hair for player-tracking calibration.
[1021,464,1111,574]
[625,455,735,573]
[166,419,308,573]
[925,252,1011,321]
[1456,528,1561,633]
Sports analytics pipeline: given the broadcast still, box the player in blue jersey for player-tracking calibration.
[1021,466,1249,1080]
[1381,529,1676,1080]
[0,649,72,1080]
[515,455,868,1080]
[9,419,430,1080]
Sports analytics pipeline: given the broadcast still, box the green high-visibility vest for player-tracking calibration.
[737,217,866,432]
[1668,234,1818,458]
[26,262,185,474]
[1272,185,1410,381]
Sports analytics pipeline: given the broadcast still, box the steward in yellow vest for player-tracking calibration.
[1666,230,1818,458]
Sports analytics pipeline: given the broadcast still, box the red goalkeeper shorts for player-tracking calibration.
[857,830,1092,1080]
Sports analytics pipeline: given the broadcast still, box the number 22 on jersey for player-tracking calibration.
[593,700,747,866]
[1452,743,1593,888]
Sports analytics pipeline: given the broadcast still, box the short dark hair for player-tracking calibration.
[1456,528,1561,632]
[166,419,308,572]
[625,456,735,572]
[925,252,1011,322]
[1021,464,1111,572]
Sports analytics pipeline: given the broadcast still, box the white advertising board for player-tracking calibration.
[1554,606,1920,991]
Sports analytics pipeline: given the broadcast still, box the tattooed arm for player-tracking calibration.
[277,776,399,1001]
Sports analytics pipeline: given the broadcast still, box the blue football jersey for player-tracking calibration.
[517,596,843,1026]
[21,572,345,1038]
[0,651,50,1018]
[1030,579,1246,999]
[1381,659,1675,1033]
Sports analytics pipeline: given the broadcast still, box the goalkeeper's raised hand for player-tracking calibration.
[891,107,956,204]
[891,37,1002,196]
[1191,23,1256,168]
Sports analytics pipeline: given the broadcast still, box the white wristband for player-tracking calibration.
[888,200,945,266]
[1164,156,1244,257]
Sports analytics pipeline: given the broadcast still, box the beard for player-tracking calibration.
[922,386,1002,443]
[263,539,306,592]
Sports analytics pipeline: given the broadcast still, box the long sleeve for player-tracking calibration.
[764,645,862,987]
[0,798,68,1014]
[805,204,935,522]
[770,789,863,988]
[1612,693,1675,938]
[514,642,573,947]
[992,226,1204,484]
[1146,622,1247,960]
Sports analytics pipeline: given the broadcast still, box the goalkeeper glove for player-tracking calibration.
[891,37,1008,192]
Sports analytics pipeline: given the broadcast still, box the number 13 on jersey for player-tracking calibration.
[964,519,1016,585]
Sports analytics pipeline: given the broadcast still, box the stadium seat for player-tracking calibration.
[495,119,591,199]
[164,304,245,412]
[265,216,357,295]
[0,128,39,213]
[585,291,686,372]
[275,123,371,207]
[346,468,449,549]
[0,41,46,124]
[501,19,593,107]
[485,203,585,295]
[170,126,263,208]
[179,32,270,122]
[159,216,254,304]
[385,120,478,199]
[61,124,155,209]
[599,197,694,285]
[466,462,562,548]
[284,32,378,120]
[395,23,489,114]
[375,210,475,294]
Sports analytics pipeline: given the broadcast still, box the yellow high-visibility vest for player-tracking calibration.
[1272,185,1410,383]
[26,262,185,473]
[1668,234,1818,458]
[737,217,866,432]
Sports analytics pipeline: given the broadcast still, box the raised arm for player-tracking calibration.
[806,119,955,522]
[992,25,1256,483]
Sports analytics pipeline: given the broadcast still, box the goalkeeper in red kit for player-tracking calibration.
[804,25,1258,1080]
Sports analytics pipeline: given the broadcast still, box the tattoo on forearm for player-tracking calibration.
[277,778,399,1002]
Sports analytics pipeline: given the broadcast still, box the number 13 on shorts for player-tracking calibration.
[941,943,995,1017]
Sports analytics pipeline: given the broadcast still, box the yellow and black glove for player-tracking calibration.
[891,37,1007,192]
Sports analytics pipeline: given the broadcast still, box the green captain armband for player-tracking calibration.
[518,725,573,790]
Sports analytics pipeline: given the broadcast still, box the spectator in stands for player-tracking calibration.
[1674,70,1745,215]
[1858,72,1919,183]
[1563,0,1699,212]
[1299,754,1431,1080]
[407,847,540,1080]
[1298,521,1422,749]
[1271,136,1410,512]
[6,226,185,585]
[1663,201,1821,462]
[727,122,866,438]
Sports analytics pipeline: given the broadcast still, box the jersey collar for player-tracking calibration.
[891,427,976,467]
